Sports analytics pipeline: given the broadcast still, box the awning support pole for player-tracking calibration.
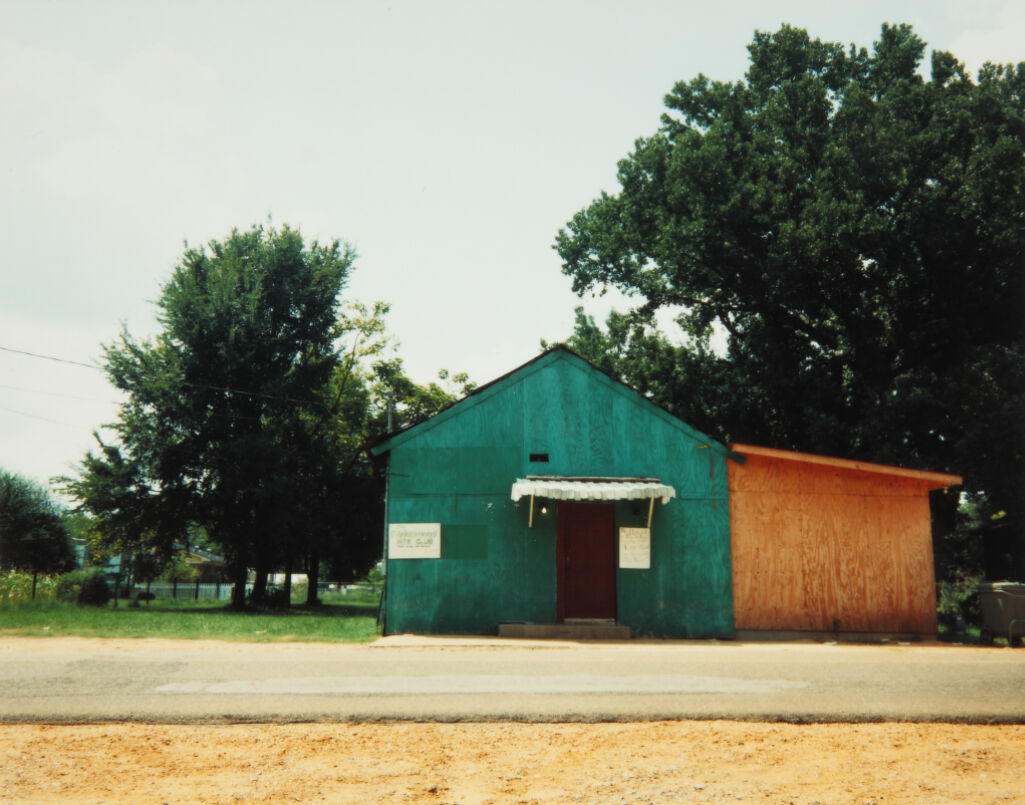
[529,494,535,529]
[647,496,655,528]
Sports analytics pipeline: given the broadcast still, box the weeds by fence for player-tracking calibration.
[0,570,58,606]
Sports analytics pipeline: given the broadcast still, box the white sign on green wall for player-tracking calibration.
[389,523,442,559]
[619,527,651,569]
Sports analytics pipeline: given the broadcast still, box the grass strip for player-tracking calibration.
[0,596,381,643]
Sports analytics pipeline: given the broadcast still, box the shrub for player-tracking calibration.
[938,572,983,634]
[56,568,90,602]
[78,572,112,606]
[56,568,111,605]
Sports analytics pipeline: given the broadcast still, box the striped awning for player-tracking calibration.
[510,476,676,505]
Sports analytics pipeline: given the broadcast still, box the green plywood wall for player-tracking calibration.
[379,349,734,637]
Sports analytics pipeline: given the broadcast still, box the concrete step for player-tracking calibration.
[498,622,631,640]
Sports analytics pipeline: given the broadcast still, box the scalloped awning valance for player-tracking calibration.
[510,476,675,505]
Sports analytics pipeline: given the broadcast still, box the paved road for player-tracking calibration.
[1,636,1022,724]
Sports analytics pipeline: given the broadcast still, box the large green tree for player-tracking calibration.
[555,25,1025,580]
[67,224,367,606]
[0,470,74,577]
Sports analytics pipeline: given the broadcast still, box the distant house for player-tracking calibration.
[101,543,226,584]
[181,544,226,583]
[371,347,960,639]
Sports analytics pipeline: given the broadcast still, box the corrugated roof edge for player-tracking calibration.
[369,345,737,460]
[728,443,962,488]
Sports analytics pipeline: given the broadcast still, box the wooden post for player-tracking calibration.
[528,494,535,528]
[647,496,655,528]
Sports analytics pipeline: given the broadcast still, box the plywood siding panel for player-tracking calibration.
[728,485,759,629]
[772,494,806,629]
[798,491,836,631]
[730,490,797,630]
[730,454,939,635]
[863,498,898,632]
[837,494,872,631]
[886,491,937,634]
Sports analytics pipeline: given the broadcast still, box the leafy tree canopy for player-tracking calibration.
[0,470,74,574]
[65,224,368,604]
[371,360,477,432]
[554,24,1025,579]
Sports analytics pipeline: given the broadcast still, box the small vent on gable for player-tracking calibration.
[529,453,549,463]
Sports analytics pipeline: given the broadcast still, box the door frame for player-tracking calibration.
[555,501,617,622]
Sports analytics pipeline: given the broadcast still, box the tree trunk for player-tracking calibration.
[251,564,269,606]
[306,553,320,606]
[231,562,248,610]
[282,558,292,609]
[31,570,38,600]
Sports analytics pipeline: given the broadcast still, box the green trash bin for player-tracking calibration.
[977,582,1025,646]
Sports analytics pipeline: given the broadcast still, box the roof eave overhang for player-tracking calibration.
[728,443,963,488]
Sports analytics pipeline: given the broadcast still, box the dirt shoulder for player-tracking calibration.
[3,721,1024,804]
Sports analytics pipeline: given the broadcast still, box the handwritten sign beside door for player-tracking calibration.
[619,527,650,569]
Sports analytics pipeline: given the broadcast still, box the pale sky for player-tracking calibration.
[2,0,1023,491]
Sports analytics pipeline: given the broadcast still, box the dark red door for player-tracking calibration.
[557,502,616,621]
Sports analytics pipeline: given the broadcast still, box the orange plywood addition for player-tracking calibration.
[728,446,961,636]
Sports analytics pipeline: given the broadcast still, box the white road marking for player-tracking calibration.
[155,674,809,695]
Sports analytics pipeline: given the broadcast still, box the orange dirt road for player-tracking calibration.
[3,721,1025,804]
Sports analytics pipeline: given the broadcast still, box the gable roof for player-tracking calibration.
[729,443,962,488]
[370,345,732,458]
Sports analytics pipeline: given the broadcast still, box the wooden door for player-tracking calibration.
[557,501,616,621]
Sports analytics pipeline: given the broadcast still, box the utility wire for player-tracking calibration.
[0,404,90,429]
[0,344,325,407]
[0,345,99,370]
[0,383,123,405]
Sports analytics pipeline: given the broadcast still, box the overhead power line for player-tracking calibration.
[0,343,326,407]
[0,404,87,429]
[0,383,122,405]
[0,345,100,370]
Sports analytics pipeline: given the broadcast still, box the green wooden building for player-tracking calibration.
[371,347,735,638]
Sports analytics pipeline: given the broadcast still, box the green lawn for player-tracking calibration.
[0,593,381,643]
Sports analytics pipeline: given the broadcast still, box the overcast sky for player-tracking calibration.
[2,0,1023,490]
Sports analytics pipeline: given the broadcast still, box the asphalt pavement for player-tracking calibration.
[1,635,1022,724]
